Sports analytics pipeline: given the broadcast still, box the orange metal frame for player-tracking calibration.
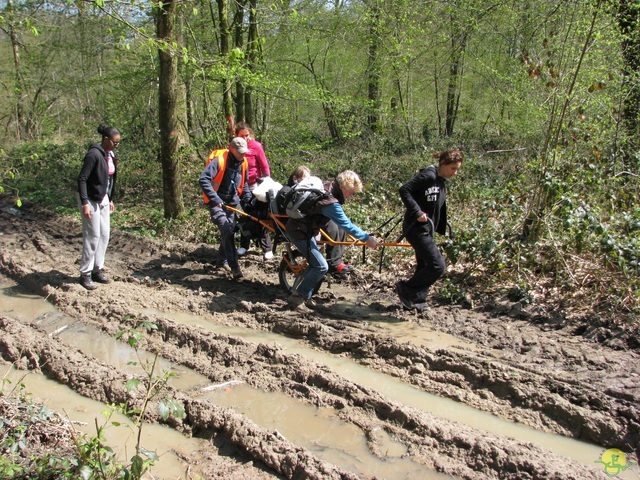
[224,205,411,248]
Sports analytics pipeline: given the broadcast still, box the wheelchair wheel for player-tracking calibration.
[278,249,322,295]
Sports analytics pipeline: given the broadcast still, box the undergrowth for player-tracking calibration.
[1,136,638,338]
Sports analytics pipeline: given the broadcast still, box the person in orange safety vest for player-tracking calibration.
[199,137,251,280]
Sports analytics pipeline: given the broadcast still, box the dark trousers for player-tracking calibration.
[324,220,346,271]
[240,228,272,253]
[399,228,445,303]
[209,204,239,269]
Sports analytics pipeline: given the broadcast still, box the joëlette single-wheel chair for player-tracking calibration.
[224,192,413,294]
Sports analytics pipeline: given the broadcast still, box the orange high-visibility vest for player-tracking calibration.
[202,149,248,204]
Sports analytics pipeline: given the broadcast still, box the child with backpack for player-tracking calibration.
[283,176,378,311]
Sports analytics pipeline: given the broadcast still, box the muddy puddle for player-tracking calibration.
[202,383,451,480]
[31,314,450,478]
[0,282,451,479]
[324,285,478,352]
[1,365,209,479]
[3,279,638,480]
[138,307,618,469]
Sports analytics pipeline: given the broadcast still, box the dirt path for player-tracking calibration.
[1,202,638,479]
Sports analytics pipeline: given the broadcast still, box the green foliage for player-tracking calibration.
[113,318,185,480]
[0,0,637,322]
[0,141,86,210]
[0,455,25,477]
[0,317,185,480]
[438,278,470,307]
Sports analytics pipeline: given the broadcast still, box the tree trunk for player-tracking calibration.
[156,0,185,219]
[366,0,381,133]
[617,0,640,151]
[444,34,466,137]
[217,0,234,133]
[245,0,259,126]
[234,0,246,122]
[5,0,26,140]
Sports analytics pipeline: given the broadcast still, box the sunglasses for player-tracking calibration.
[111,139,120,146]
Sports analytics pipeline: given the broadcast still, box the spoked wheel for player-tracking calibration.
[278,249,305,294]
[278,249,323,295]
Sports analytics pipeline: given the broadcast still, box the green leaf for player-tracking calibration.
[158,399,185,420]
[130,454,145,477]
[125,379,141,391]
[79,465,93,480]
[229,47,245,62]
[157,401,170,420]
[140,447,159,462]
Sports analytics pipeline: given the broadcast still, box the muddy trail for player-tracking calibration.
[1,202,639,479]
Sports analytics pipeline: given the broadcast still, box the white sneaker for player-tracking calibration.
[237,247,247,256]
[263,251,274,260]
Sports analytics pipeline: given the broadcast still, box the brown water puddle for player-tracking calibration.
[0,282,451,480]
[200,383,449,480]
[143,308,618,471]
[4,282,636,479]
[325,284,478,351]
[1,365,209,479]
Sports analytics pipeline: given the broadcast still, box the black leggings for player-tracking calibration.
[399,228,445,303]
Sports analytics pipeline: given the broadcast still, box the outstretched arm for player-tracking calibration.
[320,203,377,248]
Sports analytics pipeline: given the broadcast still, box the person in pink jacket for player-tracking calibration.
[235,123,273,259]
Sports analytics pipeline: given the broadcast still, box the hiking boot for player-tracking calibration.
[231,267,244,280]
[80,273,97,290]
[287,293,312,312]
[331,263,354,278]
[395,282,416,310]
[237,247,248,256]
[92,269,111,284]
[413,302,430,312]
[217,261,231,272]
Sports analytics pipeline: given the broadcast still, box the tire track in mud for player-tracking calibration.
[0,316,358,480]
[1,204,638,479]
[262,315,632,448]
[0,308,604,480]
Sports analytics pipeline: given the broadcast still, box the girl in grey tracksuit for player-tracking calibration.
[77,124,120,289]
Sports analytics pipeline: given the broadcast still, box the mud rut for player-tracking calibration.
[1,203,638,480]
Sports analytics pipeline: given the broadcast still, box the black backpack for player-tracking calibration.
[283,185,327,219]
[274,185,292,215]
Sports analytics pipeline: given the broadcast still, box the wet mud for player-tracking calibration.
[1,202,639,479]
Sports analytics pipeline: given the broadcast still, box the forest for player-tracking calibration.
[1,1,640,479]
[2,0,638,321]
[1,0,639,325]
